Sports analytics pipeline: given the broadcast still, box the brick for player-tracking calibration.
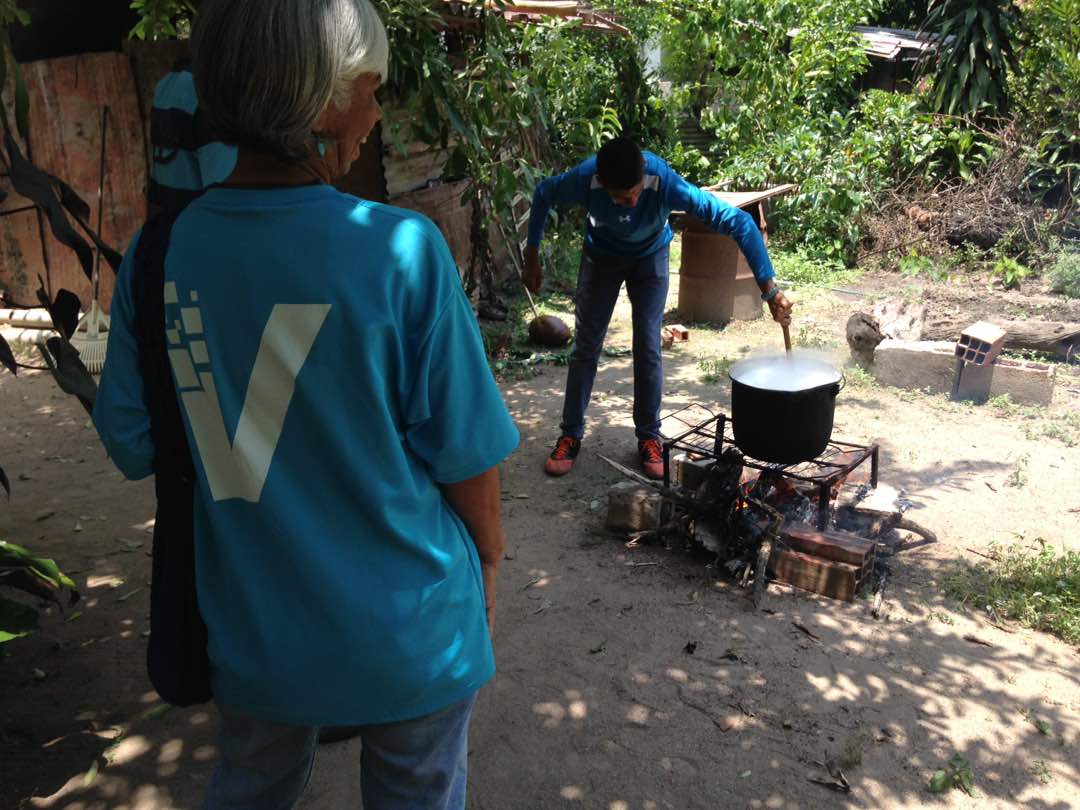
[670,452,713,491]
[668,324,690,341]
[781,526,876,567]
[955,321,1006,366]
[871,339,957,394]
[769,548,866,602]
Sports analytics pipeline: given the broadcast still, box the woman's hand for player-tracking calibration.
[439,467,506,643]
[768,290,793,326]
[482,561,498,637]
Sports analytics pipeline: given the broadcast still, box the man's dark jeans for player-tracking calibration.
[560,245,670,441]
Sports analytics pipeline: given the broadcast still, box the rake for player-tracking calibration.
[70,105,110,373]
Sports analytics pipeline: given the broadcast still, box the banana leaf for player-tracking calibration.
[38,337,96,415]
[2,132,122,283]
[0,596,38,643]
[35,283,81,340]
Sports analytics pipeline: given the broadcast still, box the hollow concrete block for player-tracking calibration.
[871,339,958,395]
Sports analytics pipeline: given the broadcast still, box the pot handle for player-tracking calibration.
[834,374,846,395]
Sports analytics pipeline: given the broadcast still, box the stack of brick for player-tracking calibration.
[769,526,876,602]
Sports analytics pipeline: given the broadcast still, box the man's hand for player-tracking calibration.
[523,246,542,294]
[767,290,793,326]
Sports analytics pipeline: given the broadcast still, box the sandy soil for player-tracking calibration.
[2,269,1078,809]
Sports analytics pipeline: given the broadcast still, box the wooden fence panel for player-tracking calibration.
[23,52,147,312]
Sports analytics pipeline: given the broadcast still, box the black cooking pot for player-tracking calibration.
[729,355,844,463]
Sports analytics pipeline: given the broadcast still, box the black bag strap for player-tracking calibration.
[133,207,195,480]
[132,203,212,706]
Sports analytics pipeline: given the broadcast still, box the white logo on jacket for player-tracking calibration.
[163,281,329,503]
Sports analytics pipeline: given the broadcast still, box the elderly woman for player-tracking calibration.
[93,1,518,807]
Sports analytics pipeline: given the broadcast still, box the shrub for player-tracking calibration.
[944,539,1080,644]
[1049,250,1080,297]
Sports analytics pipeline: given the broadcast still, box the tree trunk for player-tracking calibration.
[920,317,1080,359]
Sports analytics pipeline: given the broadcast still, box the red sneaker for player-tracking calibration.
[544,436,581,477]
[638,438,664,480]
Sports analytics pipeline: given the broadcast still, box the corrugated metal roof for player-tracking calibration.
[788,25,942,63]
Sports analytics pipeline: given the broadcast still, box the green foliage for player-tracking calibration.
[1012,0,1080,202]
[113,0,1073,272]
[129,0,195,40]
[899,250,951,282]
[1030,759,1053,784]
[925,0,1017,116]
[794,323,835,350]
[899,250,935,277]
[698,355,733,384]
[992,255,1031,289]
[1049,250,1080,297]
[772,249,850,285]
[0,540,79,643]
[0,0,28,27]
[928,753,977,796]
[944,540,1080,644]
[522,16,673,157]
[843,365,876,389]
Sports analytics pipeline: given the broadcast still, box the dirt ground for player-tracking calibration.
[2,267,1079,809]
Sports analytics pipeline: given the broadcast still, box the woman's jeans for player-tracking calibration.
[560,246,670,441]
[203,692,478,810]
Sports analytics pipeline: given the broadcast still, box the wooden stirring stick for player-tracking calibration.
[781,322,792,354]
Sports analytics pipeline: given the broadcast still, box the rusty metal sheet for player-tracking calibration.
[709,184,799,210]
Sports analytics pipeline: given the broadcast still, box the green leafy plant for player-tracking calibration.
[928,753,977,796]
[843,365,876,389]
[1020,707,1053,736]
[1030,759,1053,784]
[794,324,834,350]
[698,354,732,384]
[1006,452,1030,488]
[993,256,1031,289]
[898,249,953,282]
[0,0,27,26]
[129,0,196,40]
[944,539,1080,644]
[0,540,79,643]
[1049,250,1080,298]
[772,249,850,286]
[1012,0,1080,203]
[924,0,1018,116]
[899,250,935,277]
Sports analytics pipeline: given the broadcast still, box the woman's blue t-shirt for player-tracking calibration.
[94,185,519,724]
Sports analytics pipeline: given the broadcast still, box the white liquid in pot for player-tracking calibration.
[729,352,842,392]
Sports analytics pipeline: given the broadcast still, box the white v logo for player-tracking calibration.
[167,301,331,503]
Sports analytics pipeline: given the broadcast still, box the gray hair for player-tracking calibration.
[191,0,389,161]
